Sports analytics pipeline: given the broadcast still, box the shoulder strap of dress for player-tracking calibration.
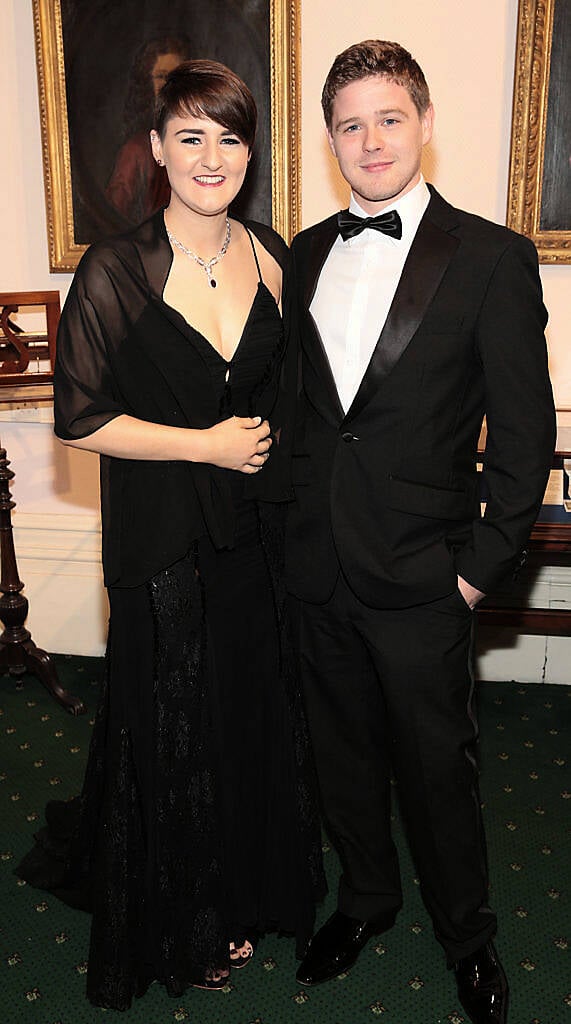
[244,226,263,283]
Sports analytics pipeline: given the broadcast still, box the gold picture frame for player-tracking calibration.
[507,0,571,263]
[32,0,301,272]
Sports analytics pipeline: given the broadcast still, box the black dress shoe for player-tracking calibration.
[454,941,509,1023]
[296,910,388,986]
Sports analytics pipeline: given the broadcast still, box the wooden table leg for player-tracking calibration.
[0,445,86,715]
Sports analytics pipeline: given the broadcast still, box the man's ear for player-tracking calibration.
[326,127,337,158]
[421,103,435,146]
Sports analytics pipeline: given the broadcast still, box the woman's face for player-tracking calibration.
[150,114,250,219]
[151,52,185,97]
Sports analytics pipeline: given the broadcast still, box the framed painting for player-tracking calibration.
[507,0,571,263]
[32,0,300,272]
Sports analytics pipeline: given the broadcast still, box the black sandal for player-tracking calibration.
[189,967,230,990]
[229,939,254,969]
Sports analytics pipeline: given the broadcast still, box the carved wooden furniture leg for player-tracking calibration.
[0,445,86,715]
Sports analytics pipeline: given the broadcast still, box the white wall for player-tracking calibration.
[1,0,104,649]
[300,0,570,417]
[0,0,569,674]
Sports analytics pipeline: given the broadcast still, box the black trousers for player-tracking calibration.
[295,572,497,964]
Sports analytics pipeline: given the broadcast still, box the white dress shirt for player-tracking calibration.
[310,177,430,413]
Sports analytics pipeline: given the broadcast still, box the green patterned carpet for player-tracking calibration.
[1,656,570,1023]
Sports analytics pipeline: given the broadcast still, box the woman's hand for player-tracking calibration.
[206,416,272,473]
[59,413,272,471]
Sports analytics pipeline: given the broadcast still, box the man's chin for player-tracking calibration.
[353,175,419,210]
[353,190,402,212]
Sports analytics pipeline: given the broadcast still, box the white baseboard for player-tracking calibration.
[10,511,108,657]
[476,564,571,684]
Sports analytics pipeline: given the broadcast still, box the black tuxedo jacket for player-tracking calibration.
[286,186,556,608]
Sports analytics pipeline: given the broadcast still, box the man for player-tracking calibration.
[286,40,556,1024]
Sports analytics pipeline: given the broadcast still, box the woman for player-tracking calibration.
[17,60,325,1009]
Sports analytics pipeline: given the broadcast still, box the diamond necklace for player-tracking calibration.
[166,218,231,288]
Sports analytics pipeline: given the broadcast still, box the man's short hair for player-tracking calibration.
[322,40,431,129]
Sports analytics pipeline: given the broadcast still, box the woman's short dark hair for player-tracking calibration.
[154,59,257,150]
[322,40,431,129]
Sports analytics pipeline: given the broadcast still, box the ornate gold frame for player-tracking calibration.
[507,0,570,263]
[32,0,301,272]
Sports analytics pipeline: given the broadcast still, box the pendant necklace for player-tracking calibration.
[166,218,231,288]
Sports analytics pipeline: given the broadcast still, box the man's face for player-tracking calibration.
[151,52,184,97]
[327,76,434,214]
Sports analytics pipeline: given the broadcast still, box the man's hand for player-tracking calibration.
[457,575,485,610]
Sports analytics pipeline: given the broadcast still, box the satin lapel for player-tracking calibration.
[344,214,460,424]
[299,218,345,423]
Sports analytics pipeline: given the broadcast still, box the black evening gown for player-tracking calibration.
[16,224,325,1010]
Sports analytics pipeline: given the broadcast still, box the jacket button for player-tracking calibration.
[341,431,358,443]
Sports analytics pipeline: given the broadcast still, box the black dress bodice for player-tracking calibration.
[186,281,284,420]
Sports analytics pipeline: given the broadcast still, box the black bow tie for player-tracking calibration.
[337,208,402,241]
